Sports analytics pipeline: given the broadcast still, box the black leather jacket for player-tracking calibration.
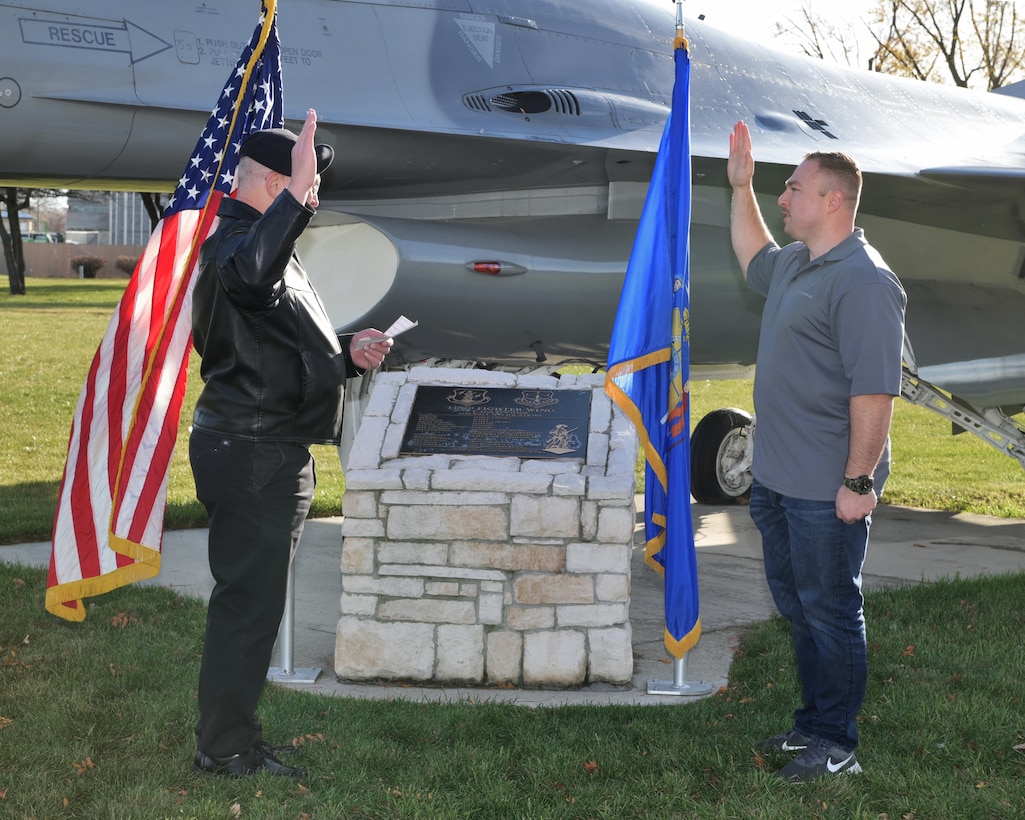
[191,191,358,445]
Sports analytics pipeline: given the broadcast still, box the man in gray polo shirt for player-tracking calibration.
[727,120,906,782]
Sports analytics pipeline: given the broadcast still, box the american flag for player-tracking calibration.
[46,1,284,621]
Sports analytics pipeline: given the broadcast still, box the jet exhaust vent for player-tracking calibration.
[479,89,582,116]
[463,93,493,112]
[547,88,581,115]
[492,90,551,114]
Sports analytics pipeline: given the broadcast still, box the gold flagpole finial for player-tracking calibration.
[674,0,688,50]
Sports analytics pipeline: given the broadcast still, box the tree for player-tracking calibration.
[0,187,29,295]
[140,192,169,231]
[773,6,867,67]
[775,0,1025,90]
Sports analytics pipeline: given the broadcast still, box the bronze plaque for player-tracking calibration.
[401,386,591,459]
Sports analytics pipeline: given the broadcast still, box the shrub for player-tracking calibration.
[70,255,106,279]
[115,255,140,276]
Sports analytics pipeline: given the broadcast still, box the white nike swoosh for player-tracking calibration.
[781,741,807,751]
[826,753,855,773]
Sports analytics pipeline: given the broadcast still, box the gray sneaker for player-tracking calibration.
[775,743,862,782]
[753,728,812,755]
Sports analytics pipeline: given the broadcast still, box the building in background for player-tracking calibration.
[66,192,152,245]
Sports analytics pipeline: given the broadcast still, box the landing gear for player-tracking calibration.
[691,408,754,504]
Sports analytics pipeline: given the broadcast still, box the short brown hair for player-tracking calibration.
[804,151,862,209]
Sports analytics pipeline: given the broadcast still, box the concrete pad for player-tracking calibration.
[3,501,1024,707]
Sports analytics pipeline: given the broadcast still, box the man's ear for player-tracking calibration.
[264,171,285,199]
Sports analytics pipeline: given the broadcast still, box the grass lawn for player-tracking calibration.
[1,560,1023,818]
[1,279,1024,817]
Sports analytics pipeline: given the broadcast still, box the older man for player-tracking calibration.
[189,109,391,778]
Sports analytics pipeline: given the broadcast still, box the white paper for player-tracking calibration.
[354,315,418,349]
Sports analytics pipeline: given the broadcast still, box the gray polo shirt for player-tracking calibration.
[747,229,906,501]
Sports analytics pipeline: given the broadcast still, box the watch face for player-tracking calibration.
[846,476,873,494]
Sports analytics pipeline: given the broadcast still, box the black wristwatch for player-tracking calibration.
[843,474,875,495]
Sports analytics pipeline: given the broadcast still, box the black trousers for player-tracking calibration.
[189,429,315,758]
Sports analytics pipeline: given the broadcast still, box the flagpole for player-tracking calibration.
[267,556,322,684]
[645,0,712,699]
[648,655,712,696]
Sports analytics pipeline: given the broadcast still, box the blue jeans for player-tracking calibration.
[749,480,869,752]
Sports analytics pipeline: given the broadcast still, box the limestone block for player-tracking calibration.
[409,367,516,387]
[486,631,523,684]
[556,602,628,628]
[385,454,451,472]
[596,572,630,603]
[512,373,560,389]
[382,490,508,507]
[586,475,636,501]
[606,438,640,475]
[363,378,401,417]
[510,495,579,539]
[388,504,508,541]
[450,541,565,573]
[341,490,377,520]
[588,388,612,435]
[344,575,424,598]
[380,565,506,583]
[425,581,460,597]
[505,606,555,630]
[586,433,609,469]
[479,592,504,625]
[566,542,631,574]
[401,467,432,491]
[513,574,593,605]
[433,470,551,494]
[340,517,386,538]
[450,455,521,471]
[523,630,586,686]
[343,469,404,491]
[459,583,478,598]
[340,593,377,616]
[345,416,390,471]
[340,537,375,575]
[378,541,449,566]
[588,625,634,684]
[520,460,581,476]
[552,472,587,497]
[579,500,598,541]
[436,624,485,683]
[378,597,476,624]
[392,381,419,421]
[596,505,636,546]
[335,616,435,681]
[381,420,406,460]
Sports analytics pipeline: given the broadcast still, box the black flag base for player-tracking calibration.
[647,653,712,696]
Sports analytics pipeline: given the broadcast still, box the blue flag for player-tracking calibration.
[604,41,697,658]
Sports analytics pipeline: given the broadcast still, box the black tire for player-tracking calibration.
[691,407,753,505]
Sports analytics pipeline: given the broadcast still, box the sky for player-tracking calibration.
[686,0,878,64]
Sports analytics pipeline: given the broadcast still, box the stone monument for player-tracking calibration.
[336,366,638,687]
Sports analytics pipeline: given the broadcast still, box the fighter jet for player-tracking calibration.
[1,0,1023,501]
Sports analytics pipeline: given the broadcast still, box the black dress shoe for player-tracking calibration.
[193,745,306,779]
[258,740,300,757]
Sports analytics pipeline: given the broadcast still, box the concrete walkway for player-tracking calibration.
[4,501,1024,707]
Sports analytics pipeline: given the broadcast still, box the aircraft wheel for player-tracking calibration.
[691,408,753,505]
